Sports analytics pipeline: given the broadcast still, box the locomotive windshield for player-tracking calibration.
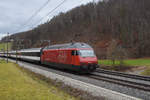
[79,50,95,57]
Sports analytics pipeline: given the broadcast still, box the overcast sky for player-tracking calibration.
[0,0,100,39]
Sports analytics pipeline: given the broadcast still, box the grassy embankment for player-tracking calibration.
[0,60,77,100]
[0,42,12,51]
[99,58,150,66]
[99,58,150,76]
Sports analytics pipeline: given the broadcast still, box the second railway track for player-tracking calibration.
[96,69,150,81]
[85,69,150,92]
[87,73,150,92]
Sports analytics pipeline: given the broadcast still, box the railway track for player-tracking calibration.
[96,69,150,81]
[86,69,150,92]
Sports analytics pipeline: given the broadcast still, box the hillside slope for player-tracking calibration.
[5,0,150,58]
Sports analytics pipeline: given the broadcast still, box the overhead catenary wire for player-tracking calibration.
[31,0,67,29]
[14,0,51,33]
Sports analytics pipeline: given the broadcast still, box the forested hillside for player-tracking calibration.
[5,0,150,58]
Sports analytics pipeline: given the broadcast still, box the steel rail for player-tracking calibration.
[96,69,150,81]
[88,73,150,92]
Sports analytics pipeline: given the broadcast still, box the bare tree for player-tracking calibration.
[107,39,128,66]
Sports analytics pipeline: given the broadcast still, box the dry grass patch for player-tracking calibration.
[141,67,150,76]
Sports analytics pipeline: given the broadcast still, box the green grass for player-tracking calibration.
[99,58,150,67]
[0,42,12,51]
[0,60,77,100]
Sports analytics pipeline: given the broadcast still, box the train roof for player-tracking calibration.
[43,42,92,50]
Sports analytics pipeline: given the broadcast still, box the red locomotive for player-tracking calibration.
[41,42,98,73]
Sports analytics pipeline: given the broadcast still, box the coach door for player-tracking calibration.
[71,50,75,65]
[71,50,78,65]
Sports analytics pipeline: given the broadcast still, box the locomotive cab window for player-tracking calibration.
[79,50,95,57]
